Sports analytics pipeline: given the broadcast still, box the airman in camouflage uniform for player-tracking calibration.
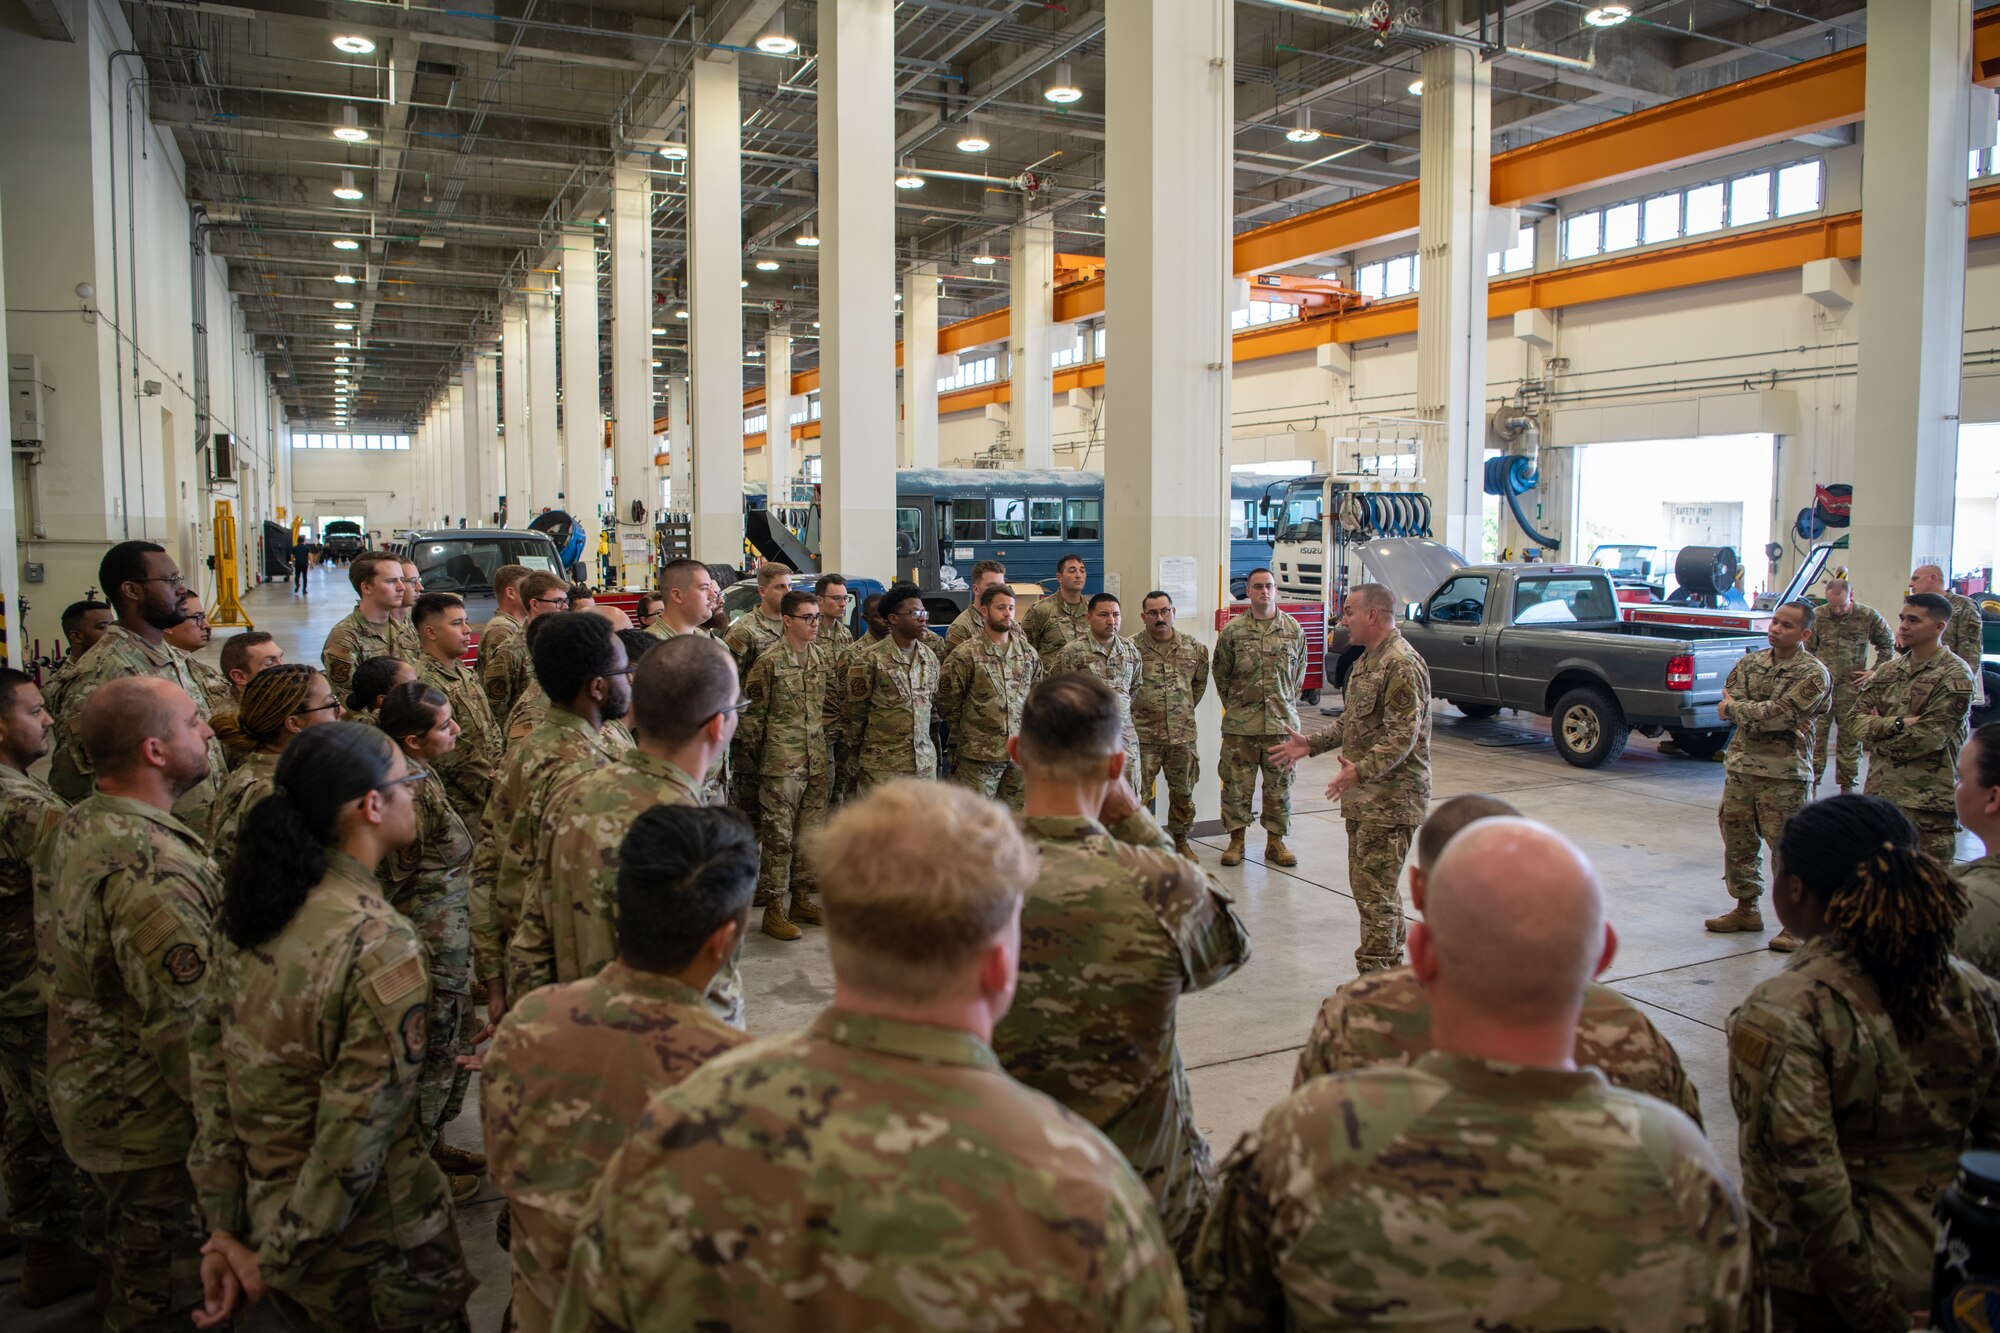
[321,606,412,697]
[43,652,92,802]
[1211,573,1306,866]
[379,756,475,1146]
[204,748,277,870]
[59,624,231,834]
[1052,600,1145,790]
[1730,932,2000,1329]
[838,588,942,788]
[1706,601,1829,945]
[44,785,222,1331]
[187,850,475,1328]
[1809,581,1895,792]
[1131,596,1210,857]
[995,803,1250,1272]
[942,561,1009,658]
[1913,564,1986,690]
[1854,594,1975,861]
[1277,587,1430,972]
[1023,553,1093,659]
[554,1008,1190,1333]
[813,576,854,657]
[723,607,785,676]
[1955,852,2000,978]
[936,587,1039,809]
[736,599,833,940]
[477,611,524,723]
[418,650,502,826]
[1292,967,1703,1123]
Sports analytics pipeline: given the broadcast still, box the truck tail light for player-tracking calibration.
[1666,653,1695,691]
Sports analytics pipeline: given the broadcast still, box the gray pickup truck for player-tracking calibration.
[1401,563,1770,768]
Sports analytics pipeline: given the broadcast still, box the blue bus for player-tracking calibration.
[883,469,1287,601]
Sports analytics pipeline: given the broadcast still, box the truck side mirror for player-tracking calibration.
[1407,601,1425,622]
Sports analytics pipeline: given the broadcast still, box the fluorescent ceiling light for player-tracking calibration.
[659,142,688,161]
[1043,62,1082,105]
[1285,108,1321,143]
[332,239,359,251]
[333,106,369,142]
[755,13,798,55]
[333,300,355,310]
[334,322,353,330]
[1584,4,1632,26]
[332,35,375,54]
[334,356,351,364]
[334,341,351,349]
[895,159,925,190]
[971,243,998,266]
[1408,79,1424,96]
[956,124,990,153]
[755,259,781,271]
[795,222,820,247]
[332,170,363,201]
[651,326,666,335]
[675,309,689,319]
[333,271,357,285]
[1097,202,1108,216]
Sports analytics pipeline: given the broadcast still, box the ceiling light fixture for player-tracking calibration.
[971,242,998,266]
[675,309,689,319]
[1096,201,1108,216]
[1285,108,1322,143]
[334,355,351,364]
[334,322,353,330]
[334,341,351,349]
[332,34,376,55]
[1584,4,1632,25]
[659,141,688,161]
[332,105,369,142]
[1408,78,1424,96]
[333,300,355,310]
[651,326,666,336]
[1043,62,1082,105]
[333,270,357,285]
[755,259,781,271]
[795,220,820,247]
[332,170,363,201]
[755,12,798,56]
[332,238,360,251]
[895,159,925,190]
[956,122,990,153]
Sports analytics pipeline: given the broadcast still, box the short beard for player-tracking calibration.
[144,604,189,633]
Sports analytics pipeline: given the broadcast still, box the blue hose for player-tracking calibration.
[1483,454,1562,550]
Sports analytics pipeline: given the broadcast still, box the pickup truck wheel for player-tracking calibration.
[1452,701,1501,720]
[1551,687,1628,768]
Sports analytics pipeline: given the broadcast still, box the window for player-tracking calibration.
[992,498,1027,540]
[1563,211,1601,259]
[1064,497,1101,541]
[1029,497,1063,539]
[1426,574,1490,625]
[1486,224,1535,276]
[1356,262,1386,299]
[1231,301,1301,330]
[938,353,998,393]
[1684,181,1726,235]
[1513,575,1616,624]
[1642,193,1681,245]
[292,432,411,451]
[895,506,923,558]
[1729,171,1772,226]
[949,498,987,541]
[1973,148,2000,181]
[414,536,560,591]
[1230,500,1250,540]
[1383,254,1418,298]
[1775,160,1822,217]
[1602,200,1641,253]
[743,412,767,436]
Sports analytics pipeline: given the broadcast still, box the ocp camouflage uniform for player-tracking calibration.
[838,636,941,787]
[1291,965,1703,1124]
[57,624,230,832]
[1955,855,2000,979]
[1302,629,1430,973]
[419,653,503,824]
[1946,588,1985,687]
[941,602,986,658]
[43,793,222,1331]
[994,807,1250,1273]
[1810,601,1894,790]
[189,658,233,724]
[723,608,785,678]
[736,642,833,913]
[204,748,278,871]
[321,607,412,698]
[187,850,475,1329]
[1195,1051,1755,1331]
[936,631,1038,808]
[1854,646,1973,861]
[477,610,526,726]
[1053,632,1145,791]
[1212,611,1305,837]
[510,754,744,1028]
[1132,631,1209,843]
[379,757,476,1141]
[1718,647,1829,905]
[826,630,887,798]
[1729,934,2000,1330]
[392,613,423,664]
[44,653,89,801]
[470,709,625,994]
[0,763,81,1248]
[482,964,751,1333]
[552,1009,1191,1333]
[1024,591,1093,660]
[818,614,853,656]
[638,621,730,802]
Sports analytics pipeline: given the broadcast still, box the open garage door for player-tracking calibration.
[1954,422,2000,596]
[1574,434,1776,603]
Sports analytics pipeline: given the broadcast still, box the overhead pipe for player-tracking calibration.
[1239,0,1596,74]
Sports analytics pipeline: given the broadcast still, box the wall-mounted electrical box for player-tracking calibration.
[10,354,48,446]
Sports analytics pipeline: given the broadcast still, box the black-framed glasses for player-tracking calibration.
[133,574,187,590]
[708,698,752,722]
[375,771,429,795]
[889,606,929,621]
[292,701,342,718]
[784,612,822,623]
[531,596,570,609]
[600,667,637,680]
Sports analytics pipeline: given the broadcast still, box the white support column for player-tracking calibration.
[475,351,502,525]
[688,55,746,565]
[525,287,562,515]
[446,380,467,526]
[901,263,940,469]
[560,225,602,533]
[1848,0,1973,595]
[610,162,656,583]
[1414,44,1493,560]
[670,374,693,513]
[818,0,897,575]
[1010,213,1055,469]
[765,326,795,503]
[460,358,485,525]
[501,301,529,527]
[1104,0,1231,822]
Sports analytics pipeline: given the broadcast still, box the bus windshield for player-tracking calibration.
[1279,483,1323,542]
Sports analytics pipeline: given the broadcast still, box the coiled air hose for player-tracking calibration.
[1483,454,1562,550]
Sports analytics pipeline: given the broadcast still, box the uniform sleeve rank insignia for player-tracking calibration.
[399,1004,429,1064]
[163,941,206,985]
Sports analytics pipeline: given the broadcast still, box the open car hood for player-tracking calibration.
[1355,538,1468,610]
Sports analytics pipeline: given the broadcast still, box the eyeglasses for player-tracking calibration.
[133,574,187,590]
[600,667,637,679]
[531,596,570,609]
[375,771,429,795]
[708,698,752,722]
[292,701,342,717]
[889,607,929,621]
[784,612,821,622]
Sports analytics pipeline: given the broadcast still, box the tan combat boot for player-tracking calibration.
[1172,834,1198,860]
[762,901,802,941]
[433,1142,487,1175]
[20,1240,96,1308]
[1265,835,1297,868]
[1220,829,1246,866]
[447,1174,480,1204]
[1703,903,1764,933]
[1769,929,1802,952]
[789,892,824,927]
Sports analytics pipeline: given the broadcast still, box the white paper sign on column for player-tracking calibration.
[1158,555,1199,615]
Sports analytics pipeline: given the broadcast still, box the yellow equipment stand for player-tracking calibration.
[210,500,254,629]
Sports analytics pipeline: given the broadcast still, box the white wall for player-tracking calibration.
[288,448,426,536]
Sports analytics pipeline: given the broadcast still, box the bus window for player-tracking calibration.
[1066,498,1102,542]
[1029,498,1063,539]
[993,498,1027,540]
[950,498,987,541]
[1230,501,1250,540]
[895,506,923,557]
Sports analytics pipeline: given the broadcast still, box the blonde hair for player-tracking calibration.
[757,562,794,588]
[810,780,1036,1004]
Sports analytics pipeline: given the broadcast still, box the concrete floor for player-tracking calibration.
[8,566,1978,1325]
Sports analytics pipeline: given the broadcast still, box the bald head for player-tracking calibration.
[81,677,182,774]
[1912,565,1947,595]
[1421,818,1605,1023]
